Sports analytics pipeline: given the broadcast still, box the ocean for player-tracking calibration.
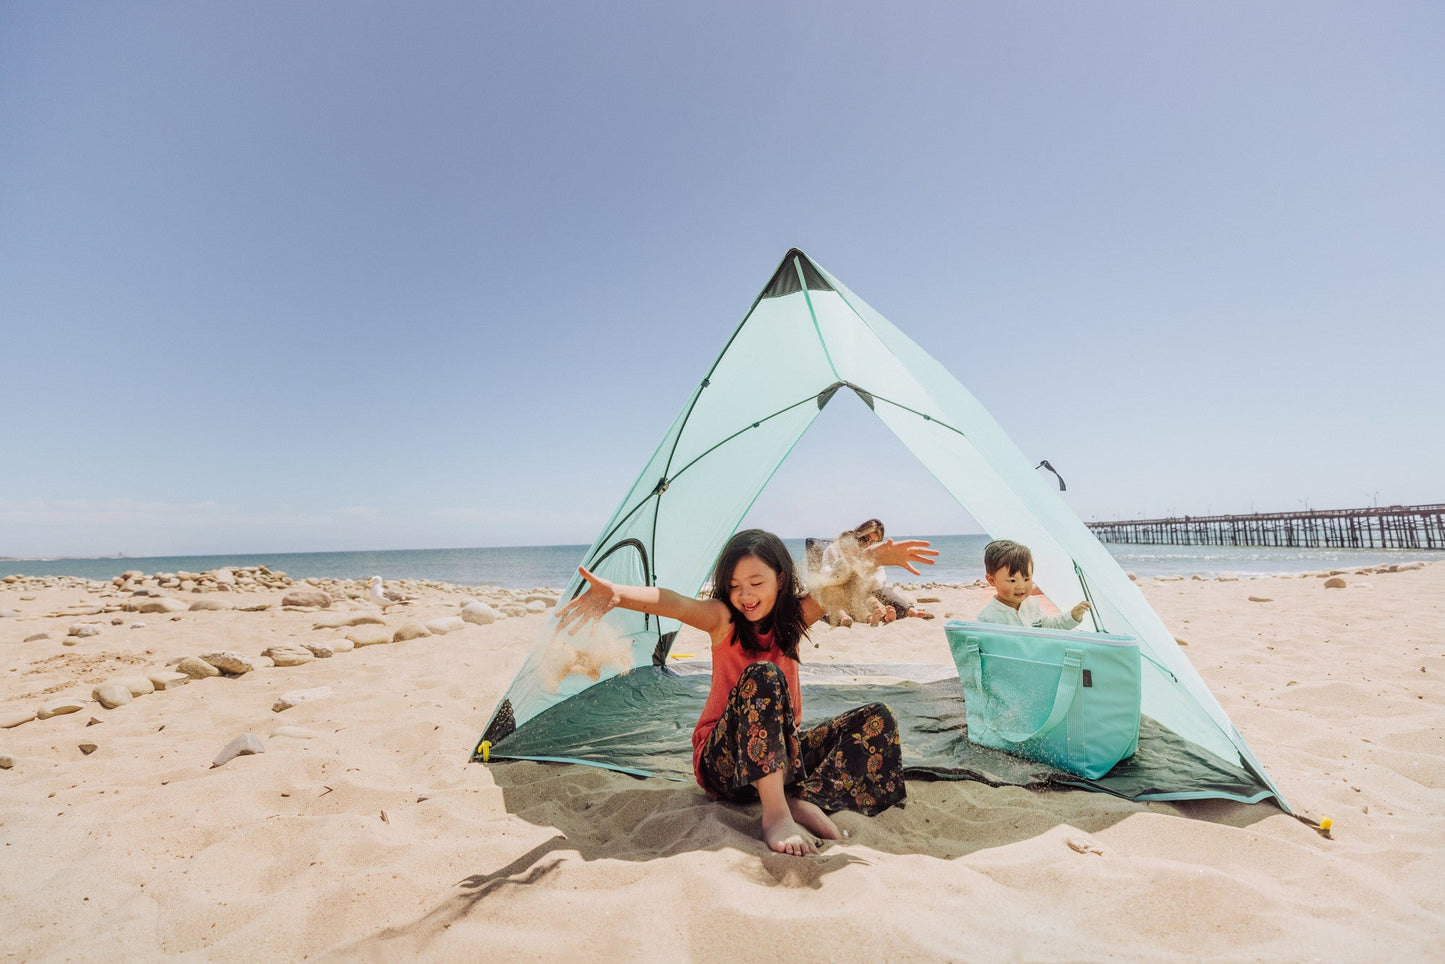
[5,536,1443,589]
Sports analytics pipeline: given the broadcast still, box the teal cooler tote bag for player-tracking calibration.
[945,620,1141,780]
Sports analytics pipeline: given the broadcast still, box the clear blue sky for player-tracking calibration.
[2,2,1441,557]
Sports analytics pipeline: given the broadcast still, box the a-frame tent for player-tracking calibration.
[476,248,1290,811]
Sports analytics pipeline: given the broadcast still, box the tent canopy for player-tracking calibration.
[476,248,1289,811]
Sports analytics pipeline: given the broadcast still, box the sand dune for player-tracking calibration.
[1,564,1441,960]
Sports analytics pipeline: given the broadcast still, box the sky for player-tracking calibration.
[2,2,1441,558]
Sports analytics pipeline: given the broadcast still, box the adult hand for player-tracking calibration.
[868,538,939,576]
[553,566,619,636]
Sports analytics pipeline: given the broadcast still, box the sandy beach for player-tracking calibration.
[2,562,1442,961]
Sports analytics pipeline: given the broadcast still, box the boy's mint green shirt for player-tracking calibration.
[976,595,1080,630]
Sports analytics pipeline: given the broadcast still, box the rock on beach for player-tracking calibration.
[201,652,254,675]
[175,656,222,679]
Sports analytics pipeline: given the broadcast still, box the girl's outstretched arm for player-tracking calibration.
[867,538,939,576]
[554,566,729,637]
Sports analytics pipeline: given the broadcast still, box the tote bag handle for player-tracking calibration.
[963,637,1084,744]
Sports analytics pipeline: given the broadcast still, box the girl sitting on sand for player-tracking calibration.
[554,528,937,856]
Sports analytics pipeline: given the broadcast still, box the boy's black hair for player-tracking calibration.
[709,529,809,661]
[984,539,1033,577]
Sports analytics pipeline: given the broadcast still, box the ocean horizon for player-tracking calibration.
[5,536,1444,589]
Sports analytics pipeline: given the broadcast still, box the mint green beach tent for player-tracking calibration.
[475,249,1291,813]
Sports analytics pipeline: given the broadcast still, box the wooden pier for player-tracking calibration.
[1087,504,1445,550]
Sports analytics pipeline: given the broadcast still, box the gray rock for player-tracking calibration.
[272,686,332,712]
[67,623,103,638]
[459,602,498,626]
[93,684,134,709]
[347,625,394,647]
[37,699,86,719]
[201,651,254,675]
[176,656,222,679]
[211,733,266,767]
[281,589,332,608]
[392,623,431,642]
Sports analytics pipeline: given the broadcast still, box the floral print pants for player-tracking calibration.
[696,660,906,816]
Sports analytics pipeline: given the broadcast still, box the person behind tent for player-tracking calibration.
[816,518,936,626]
[554,528,937,857]
[976,539,1091,629]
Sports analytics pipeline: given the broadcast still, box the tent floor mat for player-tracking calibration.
[480,663,1279,805]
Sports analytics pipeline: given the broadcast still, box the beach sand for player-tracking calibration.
[1,564,1441,960]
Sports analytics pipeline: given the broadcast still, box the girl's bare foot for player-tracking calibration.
[762,810,817,856]
[789,798,841,841]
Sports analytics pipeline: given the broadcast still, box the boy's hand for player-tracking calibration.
[1071,601,1092,622]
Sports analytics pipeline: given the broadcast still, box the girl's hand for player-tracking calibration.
[553,566,620,636]
[1071,600,1092,622]
[867,538,939,576]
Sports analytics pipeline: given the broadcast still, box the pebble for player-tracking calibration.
[78,743,98,756]
[524,600,549,613]
[146,672,190,691]
[272,725,322,739]
[393,623,432,642]
[272,686,332,712]
[130,597,189,614]
[0,754,14,769]
[211,733,265,767]
[328,638,355,653]
[67,623,103,638]
[301,642,335,658]
[313,613,385,630]
[262,645,315,667]
[23,632,51,643]
[188,598,231,611]
[115,675,156,697]
[1066,834,1104,855]
[1324,577,1347,589]
[425,616,466,635]
[347,625,394,647]
[499,604,528,618]
[460,602,498,626]
[201,651,254,675]
[37,699,86,719]
[1248,596,1273,603]
[176,656,222,679]
[93,684,134,709]
[1,708,38,729]
[281,589,332,608]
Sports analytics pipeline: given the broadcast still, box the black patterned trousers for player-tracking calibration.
[696,660,906,816]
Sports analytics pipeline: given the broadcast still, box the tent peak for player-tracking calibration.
[762,249,833,299]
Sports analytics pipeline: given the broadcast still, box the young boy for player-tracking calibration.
[976,539,1091,629]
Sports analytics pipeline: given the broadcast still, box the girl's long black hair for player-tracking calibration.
[708,529,809,661]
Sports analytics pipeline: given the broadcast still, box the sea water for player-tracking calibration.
[5,536,1443,589]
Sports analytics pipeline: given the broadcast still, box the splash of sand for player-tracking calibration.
[538,623,634,694]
